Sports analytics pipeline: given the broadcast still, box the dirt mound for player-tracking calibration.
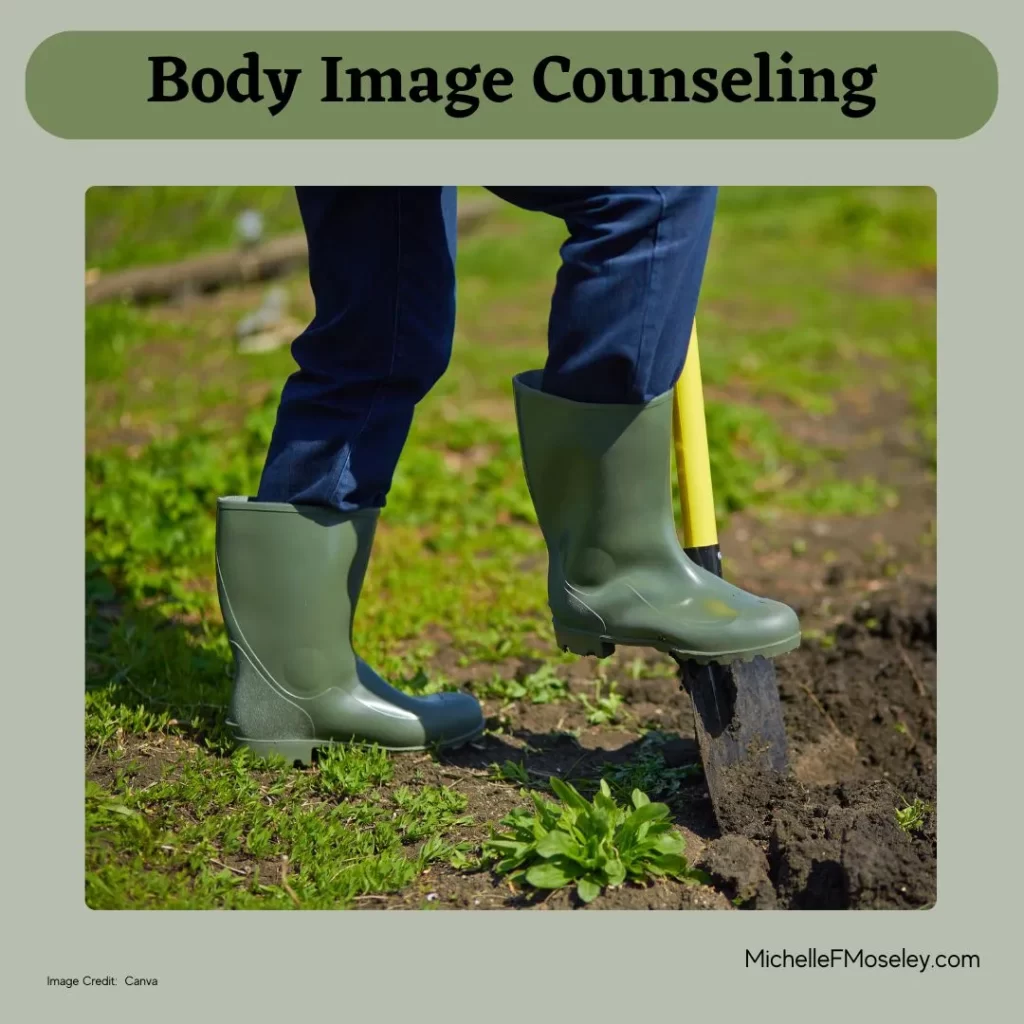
[698,584,937,909]
[425,583,939,911]
[777,585,936,787]
[703,765,936,909]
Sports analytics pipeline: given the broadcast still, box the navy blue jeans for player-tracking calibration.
[257,185,717,512]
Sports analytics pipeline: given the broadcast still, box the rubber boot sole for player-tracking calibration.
[553,621,801,666]
[232,722,486,766]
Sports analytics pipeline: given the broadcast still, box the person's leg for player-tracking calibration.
[497,186,801,665]
[218,185,483,758]
[257,185,459,511]
[486,186,716,403]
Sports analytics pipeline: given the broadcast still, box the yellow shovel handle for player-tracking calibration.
[672,322,719,548]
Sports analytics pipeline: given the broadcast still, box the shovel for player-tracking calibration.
[671,322,791,825]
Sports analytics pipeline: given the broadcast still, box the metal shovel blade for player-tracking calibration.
[677,654,789,825]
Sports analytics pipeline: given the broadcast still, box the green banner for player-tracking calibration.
[26,31,996,139]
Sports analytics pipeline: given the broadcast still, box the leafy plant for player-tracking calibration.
[895,796,931,834]
[446,844,482,871]
[489,760,530,785]
[479,663,569,705]
[395,666,460,697]
[481,777,706,903]
[576,680,625,726]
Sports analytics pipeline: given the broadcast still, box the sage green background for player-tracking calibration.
[6,0,1024,1018]
[26,30,996,139]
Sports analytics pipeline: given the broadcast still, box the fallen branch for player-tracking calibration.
[87,233,309,306]
[86,195,501,306]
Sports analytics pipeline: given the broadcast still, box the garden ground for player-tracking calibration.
[85,185,936,909]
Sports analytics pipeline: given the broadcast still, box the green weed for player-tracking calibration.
[482,778,707,903]
[489,760,531,785]
[576,680,626,726]
[895,797,931,835]
[478,664,569,705]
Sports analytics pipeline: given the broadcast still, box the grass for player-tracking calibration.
[86,745,472,909]
[86,186,303,272]
[84,185,936,908]
[478,664,570,705]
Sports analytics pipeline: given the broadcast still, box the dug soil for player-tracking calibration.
[375,384,937,912]
[387,580,936,911]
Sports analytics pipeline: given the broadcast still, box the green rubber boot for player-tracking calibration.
[215,497,485,763]
[512,371,801,665]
